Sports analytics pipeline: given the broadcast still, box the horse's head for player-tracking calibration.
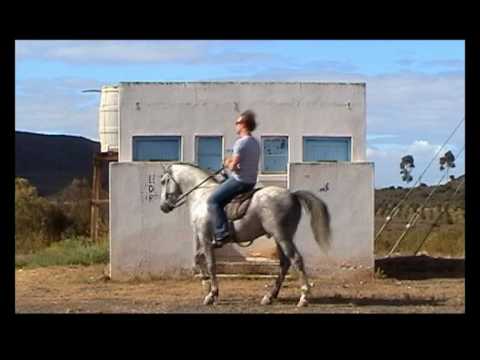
[159,168,182,213]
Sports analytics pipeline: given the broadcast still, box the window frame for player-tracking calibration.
[261,135,290,174]
[194,134,224,173]
[132,135,182,162]
[302,136,352,162]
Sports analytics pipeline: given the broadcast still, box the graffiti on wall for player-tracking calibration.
[319,182,330,192]
[142,173,161,203]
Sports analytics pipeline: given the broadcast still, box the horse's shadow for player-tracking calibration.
[274,295,444,307]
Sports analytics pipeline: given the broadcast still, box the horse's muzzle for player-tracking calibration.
[160,202,174,213]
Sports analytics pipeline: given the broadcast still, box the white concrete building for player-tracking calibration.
[106,82,374,280]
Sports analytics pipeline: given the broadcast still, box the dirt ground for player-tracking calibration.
[15,264,464,314]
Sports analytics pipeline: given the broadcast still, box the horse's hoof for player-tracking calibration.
[203,293,216,306]
[261,295,272,305]
[297,297,309,307]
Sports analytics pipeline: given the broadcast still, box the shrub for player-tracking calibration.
[15,178,69,253]
[53,178,108,238]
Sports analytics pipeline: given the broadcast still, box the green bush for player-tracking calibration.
[53,178,108,238]
[16,177,110,254]
[15,237,109,268]
[15,178,70,253]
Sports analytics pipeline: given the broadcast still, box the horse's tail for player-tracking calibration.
[292,190,331,253]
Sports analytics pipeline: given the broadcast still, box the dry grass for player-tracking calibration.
[15,237,109,269]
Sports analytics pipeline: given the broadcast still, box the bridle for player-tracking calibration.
[162,166,224,209]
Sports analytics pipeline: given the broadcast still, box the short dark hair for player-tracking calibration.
[240,110,257,131]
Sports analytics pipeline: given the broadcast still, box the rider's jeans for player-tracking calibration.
[207,176,255,240]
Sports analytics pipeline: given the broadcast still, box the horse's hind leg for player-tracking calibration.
[276,240,311,307]
[261,243,290,305]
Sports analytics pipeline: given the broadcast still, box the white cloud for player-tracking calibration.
[15,40,286,67]
[367,140,464,188]
[15,40,211,64]
[408,140,442,155]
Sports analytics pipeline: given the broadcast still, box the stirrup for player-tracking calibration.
[212,235,229,248]
[211,239,225,249]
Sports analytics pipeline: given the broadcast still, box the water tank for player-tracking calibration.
[98,85,119,153]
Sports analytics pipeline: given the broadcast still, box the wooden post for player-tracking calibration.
[90,156,101,242]
[90,151,118,243]
[94,161,102,242]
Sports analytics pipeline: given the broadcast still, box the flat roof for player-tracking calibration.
[117,81,366,86]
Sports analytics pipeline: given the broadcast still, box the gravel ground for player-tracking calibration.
[15,264,465,314]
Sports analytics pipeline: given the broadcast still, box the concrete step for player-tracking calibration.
[213,260,280,275]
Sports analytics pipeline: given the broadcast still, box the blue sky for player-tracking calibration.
[15,40,465,188]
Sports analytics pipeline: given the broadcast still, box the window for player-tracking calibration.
[132,136,181,161]
[196,136,222,172]
[303,136,351,162]
[262,136,288,173]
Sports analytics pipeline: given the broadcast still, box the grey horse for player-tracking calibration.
[159,162,331,307]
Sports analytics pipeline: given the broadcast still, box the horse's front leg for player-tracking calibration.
[202,241,219,306]
[194,234,211,294]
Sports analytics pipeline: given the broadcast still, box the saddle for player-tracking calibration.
[224,187,263,221]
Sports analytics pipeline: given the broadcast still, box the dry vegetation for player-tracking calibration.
[374,176,465,257]
[15,177,109,266]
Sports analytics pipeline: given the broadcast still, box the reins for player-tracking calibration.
[167,167,224,208]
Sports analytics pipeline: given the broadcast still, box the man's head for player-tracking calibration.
[235,110,257,135]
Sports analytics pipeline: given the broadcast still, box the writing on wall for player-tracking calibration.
[142,173,160,202]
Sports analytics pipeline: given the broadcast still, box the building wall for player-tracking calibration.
[288,162,375,273]
[117,82,366,188]
[109,161,374,280]
[109,82,372,280]
[110,162,247,281]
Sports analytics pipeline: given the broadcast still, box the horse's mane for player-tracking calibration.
[168,162,222,184]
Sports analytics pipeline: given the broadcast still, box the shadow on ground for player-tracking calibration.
[375,255,464,280]
[276,295,444,307]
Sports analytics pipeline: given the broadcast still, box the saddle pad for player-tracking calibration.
[225,187,263,221]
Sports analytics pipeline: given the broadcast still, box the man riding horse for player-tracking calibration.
[158,111,331,307]
[208,110,260,248]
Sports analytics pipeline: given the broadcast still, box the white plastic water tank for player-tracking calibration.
[98,85,119,153]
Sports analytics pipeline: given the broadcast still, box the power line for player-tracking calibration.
[375,116,464,243]
[413,176,465,256]
[385,145,464,257]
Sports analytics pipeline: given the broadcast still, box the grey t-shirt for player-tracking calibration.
[232,135,260,184]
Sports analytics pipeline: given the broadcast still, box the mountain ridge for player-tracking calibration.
[15,131,102,196]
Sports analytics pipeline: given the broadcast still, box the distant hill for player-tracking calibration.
[15,131,103,196]
[375,174,465,211]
